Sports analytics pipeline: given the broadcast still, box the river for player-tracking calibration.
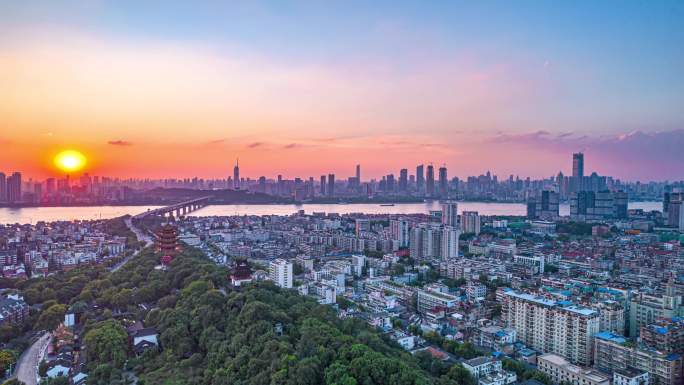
[0,201,663,224]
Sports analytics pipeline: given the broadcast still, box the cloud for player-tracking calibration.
[247,142,264,148]
[484,129,684,180]
[108,140,133,146]
[283,143,300,149]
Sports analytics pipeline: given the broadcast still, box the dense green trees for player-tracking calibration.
[7,217,545,385]
[83,320,129,371]
[35,304,67,331]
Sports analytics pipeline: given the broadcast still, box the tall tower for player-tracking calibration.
[399,169,408,191]
[0,172,6,202]
[572,153,584,178]
[233,159,240,190]
[416,165,424,193]
[438,166,448,198]
[320,175,327,196]
[7,172,21,204]
[327,174,335,197]
[442,200,458,227]
[572,152,584,192]
[355,164,361,182]
[426,164,435,197]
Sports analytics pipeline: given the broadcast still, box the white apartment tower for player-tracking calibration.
[442,201,459,227]
[390,218,410,248]
[441,226,460,260]
[269,259,293,289]
[502,290,600,366]
[461,211,481,235]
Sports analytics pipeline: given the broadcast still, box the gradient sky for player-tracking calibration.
[1,1,683,181]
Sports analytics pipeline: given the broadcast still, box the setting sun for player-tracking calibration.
[54,150,87,173]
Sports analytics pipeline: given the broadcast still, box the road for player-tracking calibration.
[110,217,154,272]
[14,332,50,385]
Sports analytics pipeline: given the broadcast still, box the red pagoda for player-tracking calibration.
[230,261,253,287]
[157,223,179,265]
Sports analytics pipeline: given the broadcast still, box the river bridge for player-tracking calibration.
[133,196,211,219]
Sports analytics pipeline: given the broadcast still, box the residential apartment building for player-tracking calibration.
[594,331,684,385]
[502,290,600,366]
[538,353,610,385]
[269,258,293,289]
[629,292,682,337]
[416,287,459,315]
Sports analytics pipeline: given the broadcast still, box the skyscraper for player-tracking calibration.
[233,159,240,190]
[461,211,481,234]
[0,172,6,202]
[7,172,21,204]
[327,174,335,197]
[386,174,395,192]
[356,164,361,182]
[399,169,408,191]
[572,152,584,178]
[390,218,409,248]
[426,164,435,197]
[438,166,447,198]
[442,200,458,227]
[441,226,459,260]
[320,175,326,196]
[572,152,584,192]
[416,165,424,193]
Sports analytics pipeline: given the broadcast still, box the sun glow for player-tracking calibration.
[54,150,87,173]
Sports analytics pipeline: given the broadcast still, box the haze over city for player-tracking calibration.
[1,1,683,181]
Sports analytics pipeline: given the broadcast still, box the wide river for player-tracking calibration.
[0,201,662,224]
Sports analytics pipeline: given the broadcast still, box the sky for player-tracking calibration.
[1,1,683,181]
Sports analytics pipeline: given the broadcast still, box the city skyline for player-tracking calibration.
[1,1,683,180]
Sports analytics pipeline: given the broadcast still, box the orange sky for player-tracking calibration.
[1,5,682,181]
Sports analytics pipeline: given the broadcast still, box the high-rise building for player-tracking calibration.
[46,178,55,195]
[410,223,442,260]
[527,190,560,220]
[442,200,458,227]
[426,165,435,197]
[409,223,458,261]
[233,159,240,189]
[327,174,335,197]
[570,190,628,221]
[594,332,683,385]
[320,175,326,196]
[666,193,684,230]
[355,218,370,235]
[6,172,21,204]
[461,211,481,234]
[399,169,408,191]
[0,172,6,202]
[390,218,409,248]
[441,226,459,260]
[502,290,600,366]
[386,174,395,192]
[416,165,425,193]
[573,152,584,179]
[572,152,584,192]
[628,291,683,337]
[269,259,293,289]
[438,166,448,198]
[356,164,361,182]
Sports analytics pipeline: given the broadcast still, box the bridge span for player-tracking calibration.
[133,196,211,219]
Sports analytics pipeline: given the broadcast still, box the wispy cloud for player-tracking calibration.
[108,140,133,146]
[247,142,264,148]
[484,129,684,180]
